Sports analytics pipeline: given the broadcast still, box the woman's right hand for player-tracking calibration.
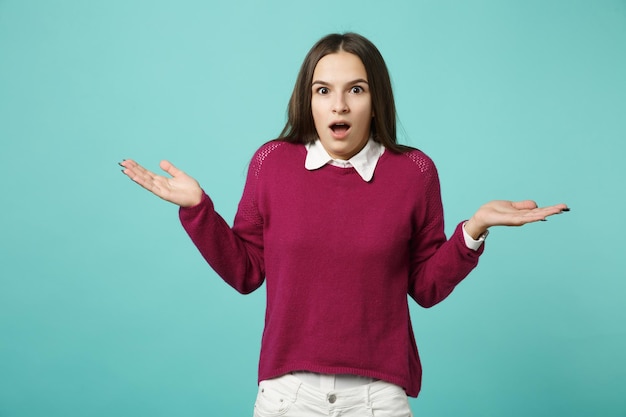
[120,159,203,207]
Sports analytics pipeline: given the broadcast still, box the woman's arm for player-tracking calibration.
[119,158,265,294]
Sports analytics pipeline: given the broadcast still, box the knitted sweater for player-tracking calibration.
[179,140,483,397]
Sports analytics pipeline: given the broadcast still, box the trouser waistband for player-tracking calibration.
[291,371,378,390]
[263,373,405,410]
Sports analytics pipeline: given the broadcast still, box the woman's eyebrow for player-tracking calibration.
[312,78,369,86]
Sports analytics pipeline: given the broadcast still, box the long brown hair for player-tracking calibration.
[278,33,411,153]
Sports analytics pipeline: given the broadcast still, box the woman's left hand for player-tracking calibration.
[464,200,569,240]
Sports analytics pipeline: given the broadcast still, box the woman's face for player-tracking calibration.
[311,51,373,160]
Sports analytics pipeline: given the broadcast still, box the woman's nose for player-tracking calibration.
[332,95,349,114]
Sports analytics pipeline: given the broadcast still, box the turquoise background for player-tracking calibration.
[1,0,625,416]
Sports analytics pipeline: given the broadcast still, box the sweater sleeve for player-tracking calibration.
[407,156,484,308]
[178,149,266,294]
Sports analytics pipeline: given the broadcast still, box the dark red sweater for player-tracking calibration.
[179,141,483,397]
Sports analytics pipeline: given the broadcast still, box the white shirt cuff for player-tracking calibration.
[463,222,488,251]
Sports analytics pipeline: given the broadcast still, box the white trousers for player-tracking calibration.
[253,374,413,417]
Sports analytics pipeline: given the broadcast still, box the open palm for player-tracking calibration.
[465,200,569,239]
[120,159,203,208]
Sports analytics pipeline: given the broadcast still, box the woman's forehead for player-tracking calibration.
[312,51,367,82]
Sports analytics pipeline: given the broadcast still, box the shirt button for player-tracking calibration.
[328,394,337,404]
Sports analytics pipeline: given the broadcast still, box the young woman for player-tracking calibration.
[120,33,568,417]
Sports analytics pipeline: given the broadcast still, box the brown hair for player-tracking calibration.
[278,32,411,153]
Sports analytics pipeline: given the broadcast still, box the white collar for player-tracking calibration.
[304,138,385,182]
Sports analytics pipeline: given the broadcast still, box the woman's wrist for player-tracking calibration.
[464,217,489,240]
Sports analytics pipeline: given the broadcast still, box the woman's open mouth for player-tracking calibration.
[330,122,351,139]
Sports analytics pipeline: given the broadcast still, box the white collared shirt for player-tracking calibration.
[304,138,486,250]
[305,138,385,182]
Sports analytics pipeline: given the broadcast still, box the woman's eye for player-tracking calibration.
[351,86,364,94]
[317,87,329,94]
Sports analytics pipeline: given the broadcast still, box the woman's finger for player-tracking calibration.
[159,160,186,178]
[510,200,538,210]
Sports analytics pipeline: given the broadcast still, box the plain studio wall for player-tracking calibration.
[1,1,624,416]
